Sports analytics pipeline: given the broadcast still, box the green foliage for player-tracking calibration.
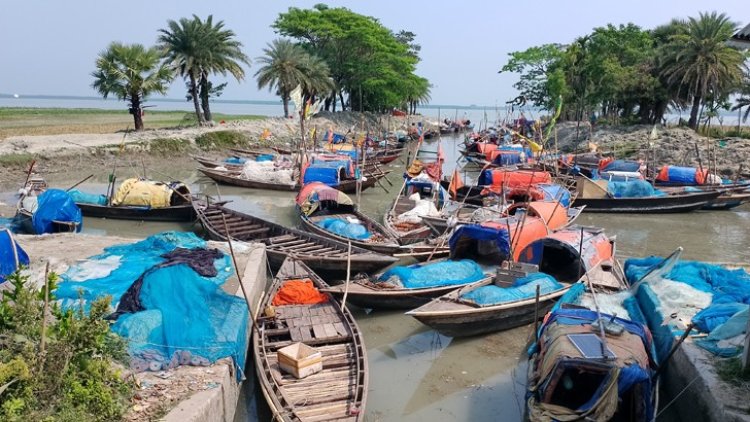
[194,130,249,150]
[500,44,566,109]
[0,153,34,167]
[91,42,173,131]
[148,137,191,154]
[273,4,428,112]
[0,270,132,421]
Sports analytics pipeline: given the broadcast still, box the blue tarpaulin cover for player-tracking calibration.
[224,157,247,164]
[56,232,248,377]
[0,229,29,283]
[69,189,108,205]
[449,224,510,258]
[378,259,484,289]
[32,189,82,234]
[662,166,699,184]
[303,167,341,186]
[315,217,371,240]
[537,183,571,207]
[607,180,665,198]
[460,273,563,306]
[492,152,522,166]
[603,160,641,172]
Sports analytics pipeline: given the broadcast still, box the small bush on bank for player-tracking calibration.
[148,137,191,154]
[0,153,35,167]
[194,130,250,150]
[0,270,133,421]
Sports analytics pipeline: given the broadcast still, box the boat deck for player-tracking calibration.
[271,303,352,347]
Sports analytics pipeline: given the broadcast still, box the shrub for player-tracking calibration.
[194,130,250,150]
[0,270,132,421]
[148,137,191,154]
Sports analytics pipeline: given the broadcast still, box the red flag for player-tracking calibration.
[437,142,445,162]
[448,168,464,200]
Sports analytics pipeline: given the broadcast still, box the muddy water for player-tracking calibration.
[3,133,749,421]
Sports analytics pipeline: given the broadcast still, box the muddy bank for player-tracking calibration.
[555,122,750,176]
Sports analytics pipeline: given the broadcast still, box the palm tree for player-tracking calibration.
[299,53,334,102]
[404,76,431,114]
[731,95,750,135]
[158,15,249,125]
[659,12,745,129]
[91,42,173,131]
[255,39,321,117]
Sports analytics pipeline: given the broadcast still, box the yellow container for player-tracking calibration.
[278,342,323,379]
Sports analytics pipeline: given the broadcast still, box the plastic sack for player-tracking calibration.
[32,189,82,234]
[379,259,485,289]
[460,273,563,306]
[69,189,107,205]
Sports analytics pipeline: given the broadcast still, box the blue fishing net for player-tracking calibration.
[69,189,107,205]
[224,156,247,164]
[255,154,274,162]
[0,229,28,283]
[0,217,20,233]
[316,217,371,240]
[607,180,664,198]
[56,232,247,377]
[602,160,641,172]
[32,189,82,233]
[379,259,484,289]
[460,272,563,306]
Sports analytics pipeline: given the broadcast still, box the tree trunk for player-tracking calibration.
[199,73,212,123]
[688,95,701,130]
[339,90,346,112]
[282,93,290,118]
[130,95,144,131]
[189,73,206,126]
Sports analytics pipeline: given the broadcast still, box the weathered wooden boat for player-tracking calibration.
[194,202,398,274]
[526,306,658,422]
[406,226,615,337]
[15,176,81,234]
[296,183,400,255]
[384,177,443,245]
[74,180,195,222]
[659,185,750,210]
[572,188,721,213]
[254,258,368,421]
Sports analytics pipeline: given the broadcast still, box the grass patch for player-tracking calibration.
[0,153,35,166]
[0,107,264,138]
[194,130,250,150]
[716,357,750,393]
[148,137,192,154]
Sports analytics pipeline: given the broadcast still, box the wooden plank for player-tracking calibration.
[289,327,302,342]
[312,324,327,339]
[268,234,297,244]
[300,326,313,342]
[333,322,348,336]
[323,323,338,338]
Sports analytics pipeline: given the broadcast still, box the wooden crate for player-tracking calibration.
[278,342,323,379]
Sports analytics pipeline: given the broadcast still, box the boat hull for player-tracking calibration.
[572,191,720,213]
[76,202,195,221]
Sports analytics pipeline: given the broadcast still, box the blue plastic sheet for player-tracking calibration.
[379,259,484,289]
[492,152,521,166]
[607,180,664,198]
[224,156,247,165]
[693,303,748,333]
[460,273,563,306]
[56,232,247,377]
[478,169,494,186]
[695,308,749,356]
[537,183,571,207]
[254,154,274,162]
[0,229,29,283]
[664,166,698,184]
[603,160,640,172]
[69,189,107,205]
[315,217,371,240]
[303,167,341,186]
[449,224,510,258]
[32,189,82,234]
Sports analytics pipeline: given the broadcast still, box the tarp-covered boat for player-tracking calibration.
[15,177,82,234]
[572,178,720,213]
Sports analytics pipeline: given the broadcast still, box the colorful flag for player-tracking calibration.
[260,128,271,140]
[448,168,464,200]
[437,142,445,162]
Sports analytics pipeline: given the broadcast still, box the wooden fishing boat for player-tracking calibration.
[384,178,442,244]
[75,180,195,222]
[198,166,387,194]
[572,189,721,213]
[15,177,80,234]
[193,202,398,274]
[406,226,614,337]
[659,185,750,210]
[296,183,400,255]
[191,155,243,170]
[254,258,368,421]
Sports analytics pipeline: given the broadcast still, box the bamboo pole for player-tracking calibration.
[341,241,353,312]
[38,261,50,372]
[220,214,258,331]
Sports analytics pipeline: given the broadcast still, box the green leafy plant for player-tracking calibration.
[0,270,132,421]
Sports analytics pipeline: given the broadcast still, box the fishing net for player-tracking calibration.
[241,160,295,185]
[460,273,563,306]
[378,259,484,289]
[56,232,248,377]
[315,217,371,240]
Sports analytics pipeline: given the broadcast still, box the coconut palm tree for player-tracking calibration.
[91,42,173,131]
[731,94,750,134]
[299,53,334,103]
[659,12,745,129]
[158,15,249,125]
[256,39,327,117]
[404,76,431,114]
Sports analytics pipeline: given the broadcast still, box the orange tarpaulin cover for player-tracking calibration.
[482,216,550,261]
[481,170,552,195]
[477,143,499,160]
[272,279,329,306]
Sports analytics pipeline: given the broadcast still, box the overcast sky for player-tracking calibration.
[0,0,746,107]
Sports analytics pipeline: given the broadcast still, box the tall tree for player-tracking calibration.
[255,39,329,117]
[158,15,249,125]
[659,12,745,129]
[91,42,172,131]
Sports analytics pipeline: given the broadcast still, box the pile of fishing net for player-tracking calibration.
[315,217,371,240]
[69,189,107,205]
[240,160,295,185]
[378,259,484,289]
[607,180,665,198]
[460,272,563,306]
[56,232,248,377]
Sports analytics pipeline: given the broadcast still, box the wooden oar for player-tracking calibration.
[65,174,94,192]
